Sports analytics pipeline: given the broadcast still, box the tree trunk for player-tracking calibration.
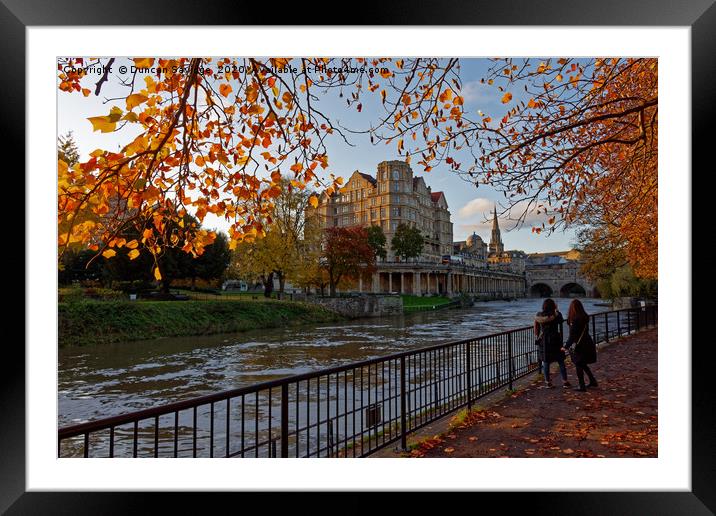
[191,276,196,291]
[263,272,274,298]
[277,271,285,299]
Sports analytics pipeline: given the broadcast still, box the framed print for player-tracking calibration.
[4,0,712,512]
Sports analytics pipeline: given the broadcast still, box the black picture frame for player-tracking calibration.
[4,0,711,512]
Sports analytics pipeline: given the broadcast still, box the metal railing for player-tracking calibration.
[58,304,657,458]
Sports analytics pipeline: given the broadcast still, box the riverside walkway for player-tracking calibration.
[392,328,658,458]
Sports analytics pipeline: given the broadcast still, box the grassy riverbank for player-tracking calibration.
[402,294,459,313]
[58,299,343,347]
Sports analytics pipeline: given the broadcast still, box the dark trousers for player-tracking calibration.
[575,362,596,388]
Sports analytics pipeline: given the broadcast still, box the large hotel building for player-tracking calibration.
[309,160,454,262]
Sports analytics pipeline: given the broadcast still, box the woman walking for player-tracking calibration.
[534,298,571,388]
[562,299,598,392]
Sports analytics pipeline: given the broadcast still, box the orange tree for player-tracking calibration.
[403,58,656,279]
[321,226,376,297]
[57,57,462,280]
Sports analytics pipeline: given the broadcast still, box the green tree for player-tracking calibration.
[58,131,80,166]
[366,225,387,261]
[391,223,424,262]
[188,232,231,289]
[597,264,658,300]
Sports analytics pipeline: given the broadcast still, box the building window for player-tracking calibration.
[392,169,400,180]
[371,197,376,206]
[391,221,398,231]
[395,195,400,204]
[380,207,386,217]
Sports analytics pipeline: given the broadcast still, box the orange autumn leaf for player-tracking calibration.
[219,83,233,98]
[133,58,155,68]
[501,92,513,104]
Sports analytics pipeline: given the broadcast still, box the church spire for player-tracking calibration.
[489,204,504,255]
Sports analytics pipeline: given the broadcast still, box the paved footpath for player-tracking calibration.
[414,328,657,458]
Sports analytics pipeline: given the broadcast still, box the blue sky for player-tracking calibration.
[58,57,579,253]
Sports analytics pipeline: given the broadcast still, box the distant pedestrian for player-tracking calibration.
[534,298,571,388]
[562,299,598,392]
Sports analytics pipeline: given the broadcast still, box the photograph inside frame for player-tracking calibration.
[56,56,658,459]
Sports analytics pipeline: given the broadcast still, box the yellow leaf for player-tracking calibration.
[308,195,319,208]
[126,239,139,249]
[154,266,162,281]
[102,249,116,259]
[128,249,140,260]
[501,92,513,104]
[88,116,117,133]
[126,93,148,110]
[133,58,155,68]
[82,88,91,97]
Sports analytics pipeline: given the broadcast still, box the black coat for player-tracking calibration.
[565,317,597,364]
[534,311,564,363]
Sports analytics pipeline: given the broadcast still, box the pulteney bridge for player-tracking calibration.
[524,256,596,298]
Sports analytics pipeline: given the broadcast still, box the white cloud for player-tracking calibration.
[456,197,550,234]
[458,197,494,218]
[459,80,494,104]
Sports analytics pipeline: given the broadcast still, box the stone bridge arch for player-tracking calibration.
[559,282,587,297]
[529,283,554,298]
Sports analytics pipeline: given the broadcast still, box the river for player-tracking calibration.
[58,297,607,428]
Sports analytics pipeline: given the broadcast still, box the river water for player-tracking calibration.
[58,297,607,429]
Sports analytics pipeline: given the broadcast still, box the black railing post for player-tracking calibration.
[636,307,641,331]
[280,383,289,458]
[400,355,407,451]
[617,311,621,337]
[507,333,514,391]
[627,308,631,334]
[604,313,609,342]
[466,342,472,410]
[592,314,597,343]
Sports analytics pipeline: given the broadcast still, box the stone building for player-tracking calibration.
[308,160,453,262]
[486,206,526,273]
[453,206,527,273]
[453,231,488,268]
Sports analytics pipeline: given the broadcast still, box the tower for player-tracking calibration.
[489,205,504,255]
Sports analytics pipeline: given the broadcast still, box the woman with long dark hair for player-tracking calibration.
[534,298,570,388]
[562,299,598,392]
